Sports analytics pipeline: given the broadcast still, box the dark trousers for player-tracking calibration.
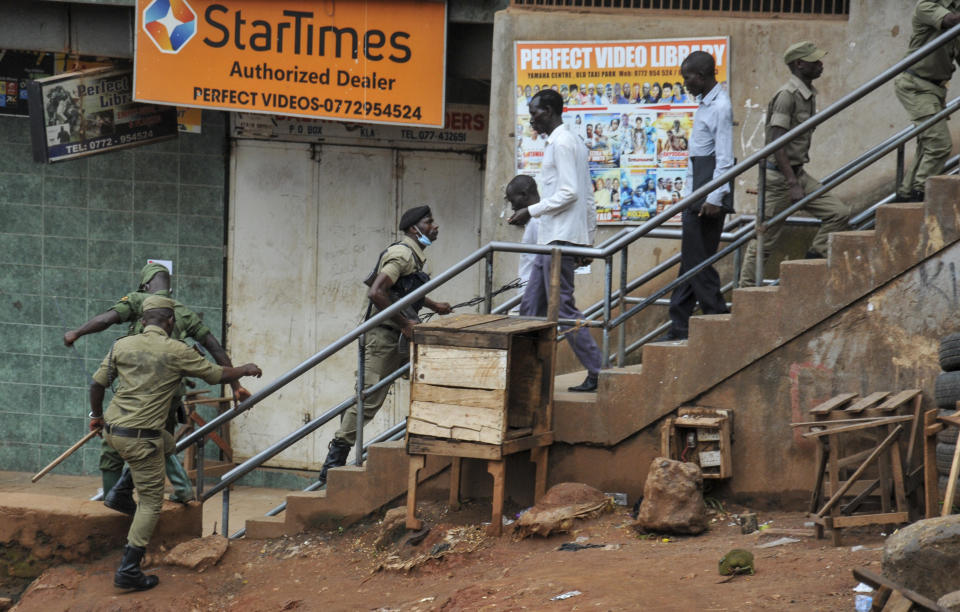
[520,252,602,376]
[668,208,729,335]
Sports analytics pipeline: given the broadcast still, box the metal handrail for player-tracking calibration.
[180,23,960,530]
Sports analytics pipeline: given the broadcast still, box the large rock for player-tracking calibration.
[163,535,228,572]
[634,458,708,535]
[515,483,614,538]
[939,590,960,612]
[883,515,960,600]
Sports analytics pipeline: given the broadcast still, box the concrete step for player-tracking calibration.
[828,230,879,296]
[244,441,449,538]
[874,203,924,269]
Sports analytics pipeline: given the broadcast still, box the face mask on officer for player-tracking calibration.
[413,226,432,247]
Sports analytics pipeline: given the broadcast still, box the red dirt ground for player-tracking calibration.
[12,501,885,611]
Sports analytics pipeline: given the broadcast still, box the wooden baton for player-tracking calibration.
[31,428,101,483]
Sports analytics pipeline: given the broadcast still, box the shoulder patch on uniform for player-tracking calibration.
[121,295,130,301]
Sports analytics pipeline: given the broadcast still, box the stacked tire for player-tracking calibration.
[935,333,960,491]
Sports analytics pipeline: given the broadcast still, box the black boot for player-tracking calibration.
[318,438,352,486]
[104,468,136,516]
[114,545,159,591]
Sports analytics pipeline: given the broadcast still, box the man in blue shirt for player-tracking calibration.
[663,51,734,341]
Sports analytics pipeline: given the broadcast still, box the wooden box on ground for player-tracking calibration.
[660,407,733,479]
[405,314,556,535]
[407,314,555,445]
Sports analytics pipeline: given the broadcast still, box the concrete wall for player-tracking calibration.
[482,1,955,328]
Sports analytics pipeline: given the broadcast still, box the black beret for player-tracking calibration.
[399,205,431,231]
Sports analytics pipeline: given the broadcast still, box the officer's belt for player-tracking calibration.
[104,423,161,438]
[766,161,804,175]
[905,68,948,88]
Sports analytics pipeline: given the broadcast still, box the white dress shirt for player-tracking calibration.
[686,83,734,207]
[517,217,540,284]
[527,123,597,246]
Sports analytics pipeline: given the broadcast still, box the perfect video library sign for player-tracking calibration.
[133,0,447,126]
[27,67,178,163]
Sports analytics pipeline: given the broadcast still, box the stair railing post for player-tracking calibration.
[617,247,628,367]
[755,159,767,287]
[221,486,230,538]
[484,251,494,314]
[896,142,906,195]
[602,255,613,369]
[354,333,366,467]
[196,436,206,498]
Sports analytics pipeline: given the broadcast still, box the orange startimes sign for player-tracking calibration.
[134,0,447,126]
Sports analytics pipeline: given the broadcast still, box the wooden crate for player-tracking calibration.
[407,314,555,447]
[660,407,733,479]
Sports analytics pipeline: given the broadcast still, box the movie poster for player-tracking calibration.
[514,37,730,225]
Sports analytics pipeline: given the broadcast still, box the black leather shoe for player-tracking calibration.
[803,250,825,259]
[656,329,688,342]
[114,545,159,591]
[104,468,136,516]
[567,375,598,392]
[318,438,351,486]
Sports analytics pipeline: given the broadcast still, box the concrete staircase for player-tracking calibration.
[555,177,960,447]
[245,176,960,538]
[245,441,448,538]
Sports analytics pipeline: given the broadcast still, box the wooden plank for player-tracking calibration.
[809,393,859,415]
[853,567,950,612]
[410,384,505,409]
[507,335,542,429]
[940,414,960,428]
[406,435,502,460]
[409,400,504,435]
[470,317,553,335]
[873,389,921,413]
[942,428,960,517]
[405,454,426,530]
[675,417,724,427]
[531,446,548,502]
[449,457,462,510]
[803,415,914,438]
[414,345,507,390]
[504,427,533,439]
[414,330,508,350]
[416,313,508,331]
[809,440,827,513]
[817,426,903,517]
[844,392,891,414]
[905,394,923,474]
[501,431,553,456]
[881,591,912,612]
[831,512,909,527]
[487,460,506,536]
[925,409,941,519]
[407,418,503,446]
[719,418,733,479]
[839,479,880,515]
[791,417,888,427]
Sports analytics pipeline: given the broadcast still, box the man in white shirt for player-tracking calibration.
[509,89,602,392]
[664,51,734,341]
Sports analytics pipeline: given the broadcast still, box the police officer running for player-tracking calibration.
[316,206,451,485]
[88,295,262,591]
[65,262,250,506]
[739,41,851,287]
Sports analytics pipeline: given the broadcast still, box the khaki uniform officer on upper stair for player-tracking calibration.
[894,0,960,203]
[739,41,851,287]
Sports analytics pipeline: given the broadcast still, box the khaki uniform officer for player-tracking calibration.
[739,41,851,287]
[66,262,250,504]
[316,206,451,486]
[88,295,261,591]
[894,1,960,202]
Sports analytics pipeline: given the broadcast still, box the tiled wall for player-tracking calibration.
[0,111,228,476]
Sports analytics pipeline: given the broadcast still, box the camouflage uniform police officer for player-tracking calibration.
[894,1,960,202]
[88,295,262,591]
[316,206,452,486]
[65,262,250,505]
[739,41,851,287]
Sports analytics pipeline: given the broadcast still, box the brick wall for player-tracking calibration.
[0,111,228,475]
